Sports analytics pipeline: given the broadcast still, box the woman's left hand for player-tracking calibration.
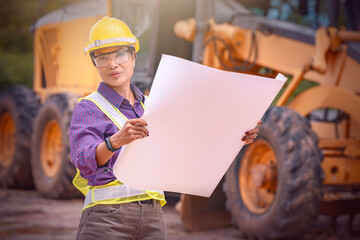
[242,121,262,145]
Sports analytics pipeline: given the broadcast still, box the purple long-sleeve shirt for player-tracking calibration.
[70,82,145,186]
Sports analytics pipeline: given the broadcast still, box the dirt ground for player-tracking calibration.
[0,188,359,240]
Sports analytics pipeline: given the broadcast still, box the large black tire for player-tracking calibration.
[224,106,323,239]
[31,94,81,199]
[0,86,40,188]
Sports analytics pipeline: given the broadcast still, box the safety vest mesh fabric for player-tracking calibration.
[72,91,166,210]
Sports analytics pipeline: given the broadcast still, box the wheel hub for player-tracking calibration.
[40,120,62,178]
[0,112,15,168]
[250,164,277,189]
[239,139,278,214]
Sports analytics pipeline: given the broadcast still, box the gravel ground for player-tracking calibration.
[0,188,359,240]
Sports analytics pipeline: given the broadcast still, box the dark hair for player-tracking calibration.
[90,51,96,66]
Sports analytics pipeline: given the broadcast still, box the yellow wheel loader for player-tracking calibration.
[175,0,360,238]
[0,0,196,198]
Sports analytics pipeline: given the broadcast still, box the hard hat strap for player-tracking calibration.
[84,37,137,54]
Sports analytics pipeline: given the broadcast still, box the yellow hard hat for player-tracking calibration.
[84,16,139,54]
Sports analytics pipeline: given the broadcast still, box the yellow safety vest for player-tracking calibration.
[72,91,166,211]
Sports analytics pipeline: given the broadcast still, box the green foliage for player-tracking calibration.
[272,76,319,106]
[0,0,82,91]
[0,51,33,89]
[0,0,41,53]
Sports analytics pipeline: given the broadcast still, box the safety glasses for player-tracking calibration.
[93,48,132,68]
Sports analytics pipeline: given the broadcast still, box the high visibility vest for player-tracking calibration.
[72,91,166,210]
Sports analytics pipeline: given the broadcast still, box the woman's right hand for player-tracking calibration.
[109,118,149,149]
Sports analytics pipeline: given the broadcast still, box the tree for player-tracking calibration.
[0,0,82,90]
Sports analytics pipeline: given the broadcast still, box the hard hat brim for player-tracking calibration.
[84,37,139,54]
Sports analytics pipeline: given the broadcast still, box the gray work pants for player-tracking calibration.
[76,201,166,240]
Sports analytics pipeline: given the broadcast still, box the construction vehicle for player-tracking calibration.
[0,0,359,239]
[0,0,196,196]
[174,0,360,238]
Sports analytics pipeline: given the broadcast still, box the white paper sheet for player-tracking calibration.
[113,55,287,197]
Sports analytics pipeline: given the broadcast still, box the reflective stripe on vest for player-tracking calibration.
[73,91,165,210]
[84,185,164,207]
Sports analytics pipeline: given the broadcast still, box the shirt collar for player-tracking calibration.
[130,83,145,103]
[97,82,144,108]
